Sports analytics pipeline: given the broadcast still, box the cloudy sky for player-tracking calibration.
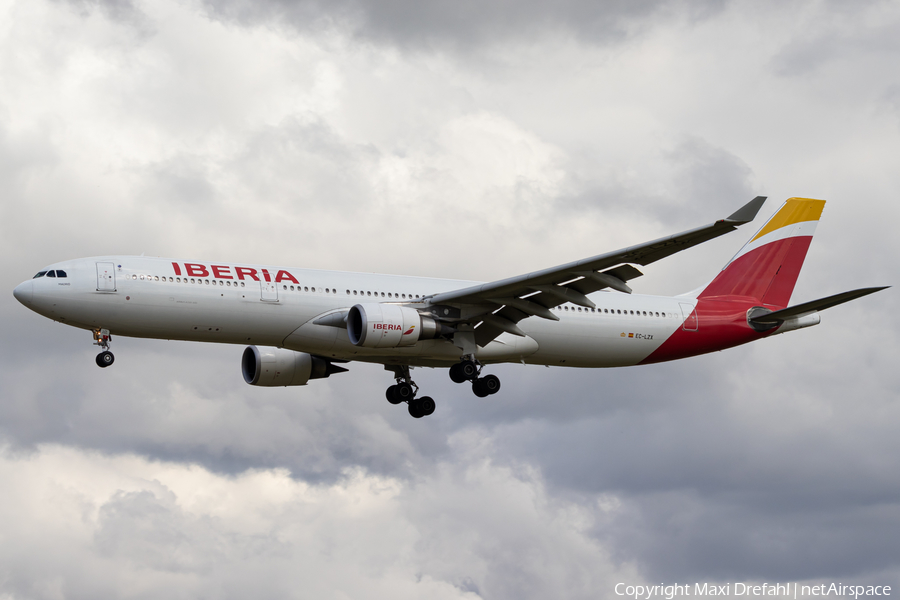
[1,0,899,597]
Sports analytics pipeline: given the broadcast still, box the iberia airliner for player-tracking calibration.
[12,197,887,418]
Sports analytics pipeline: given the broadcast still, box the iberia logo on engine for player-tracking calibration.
[373,323,402,331]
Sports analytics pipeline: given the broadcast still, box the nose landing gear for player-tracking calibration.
[93,329,115,368]
[449,357,501,397]
[385,365,435,418]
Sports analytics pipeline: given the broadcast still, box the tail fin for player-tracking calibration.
[697,198,826,307]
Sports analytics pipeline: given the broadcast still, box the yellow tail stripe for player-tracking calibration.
[751,198,826,242]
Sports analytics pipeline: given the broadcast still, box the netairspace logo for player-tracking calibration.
[614,583,892,600]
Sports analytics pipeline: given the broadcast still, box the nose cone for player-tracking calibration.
[13,280,33,307]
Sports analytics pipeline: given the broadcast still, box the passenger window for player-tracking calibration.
[311,287,316,292]
[353,291,357,295]
[283,285,287,290]
[33,271,47,278]
[326,288,330,293]
[367,291,371,296]
[380,292,385,297]
[47,271,57,278]
[388,293,392,298]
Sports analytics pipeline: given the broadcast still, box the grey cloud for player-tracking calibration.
[50,0,153,33]
[770,10,900,77]
[4,0,900,594]
[200,0,726,50]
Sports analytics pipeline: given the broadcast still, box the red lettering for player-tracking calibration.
[234,267,259,281]
[172,262,182,276]
[274,270,299,284]
[261,268,271,283]
[185,263,209,277]
[211,265,233,279]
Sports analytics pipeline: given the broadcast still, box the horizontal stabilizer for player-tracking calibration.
[750,286,889,324]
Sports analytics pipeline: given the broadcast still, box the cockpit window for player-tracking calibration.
[46,270,57,278]
[33,271,47,278]
[55,270,67,278]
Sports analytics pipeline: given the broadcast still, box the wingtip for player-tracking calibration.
[725,196,767,224]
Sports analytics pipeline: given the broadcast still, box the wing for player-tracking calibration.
[425,196,768,347]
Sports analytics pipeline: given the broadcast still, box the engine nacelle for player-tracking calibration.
[242,346,344,386]
[347,303,443,348]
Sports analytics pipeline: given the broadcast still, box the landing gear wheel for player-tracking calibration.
[395,382,415,402]
[96,351,115,368]
[386,385,403,405]
[461,360,479,380]
[481,374,501,395]
[449,363,467,384]
[451,359,479,383]
[408,396,436,418]
[472,375,500,397]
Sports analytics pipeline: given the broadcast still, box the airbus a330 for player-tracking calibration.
[13,197,887,418]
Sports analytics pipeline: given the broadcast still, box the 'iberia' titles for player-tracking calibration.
[171,262,299,284]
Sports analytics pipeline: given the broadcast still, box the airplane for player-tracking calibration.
[12,197,888,418]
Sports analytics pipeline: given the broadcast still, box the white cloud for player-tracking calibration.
[0,444,635,599]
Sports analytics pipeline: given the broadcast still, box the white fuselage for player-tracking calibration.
[16,256,694,368]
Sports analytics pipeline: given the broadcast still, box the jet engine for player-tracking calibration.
[347,303,446,348]
[242,346,347,386]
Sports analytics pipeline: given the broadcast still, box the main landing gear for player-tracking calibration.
[449,357,501,398]
[386,365,436,419]
[385,359,500,419]
[93,328,115,368]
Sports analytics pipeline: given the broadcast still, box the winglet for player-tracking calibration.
[725,196,767,224]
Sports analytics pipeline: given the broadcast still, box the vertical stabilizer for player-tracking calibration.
[697,198,825,307]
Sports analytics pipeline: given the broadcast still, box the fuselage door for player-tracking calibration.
[261,281,279,302]
[679,302,698,331]
[96,262,116,292]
